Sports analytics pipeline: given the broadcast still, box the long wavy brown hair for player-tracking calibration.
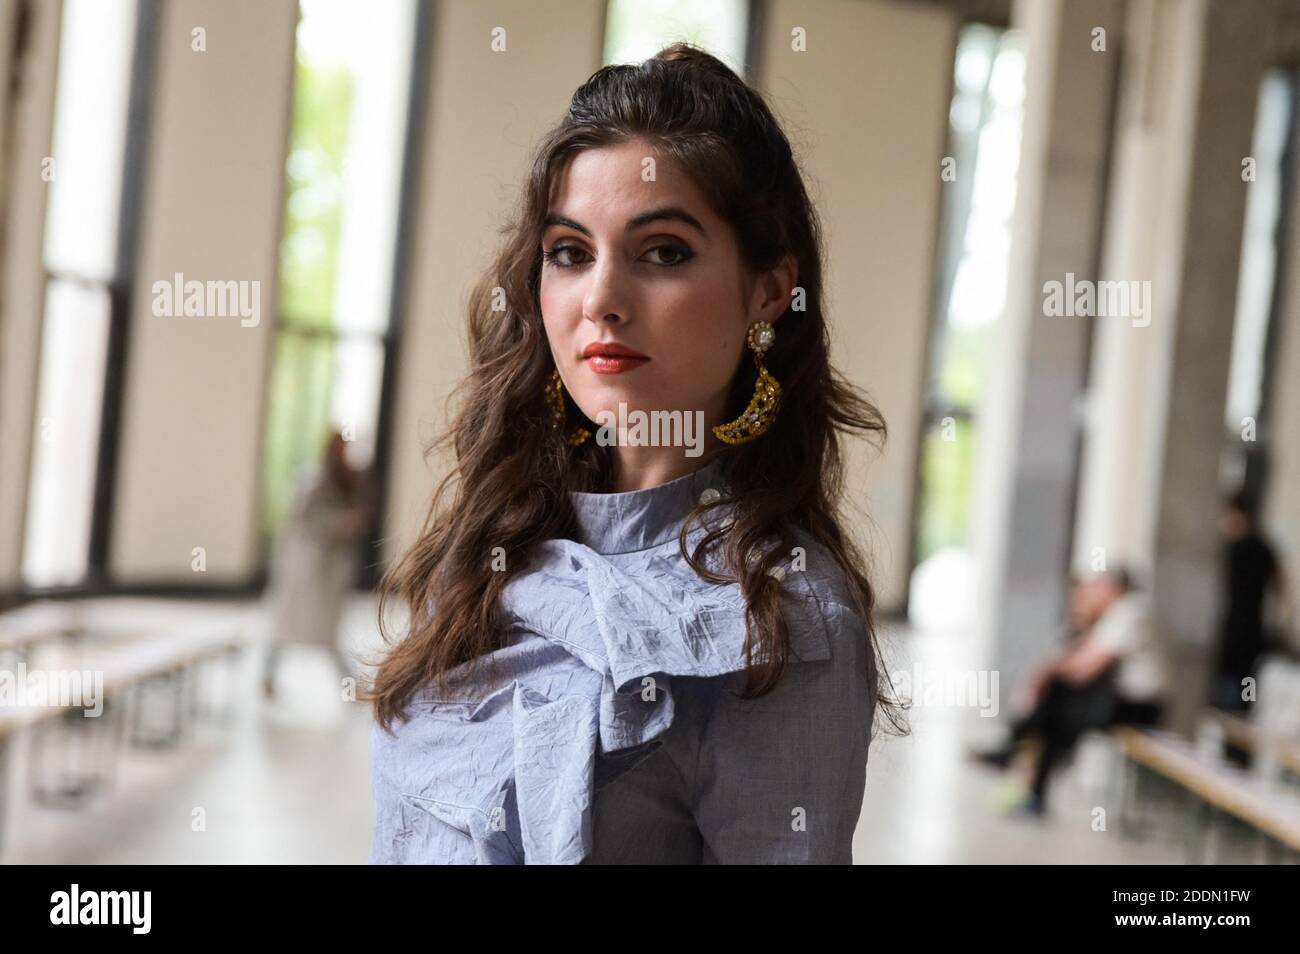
[367,43,905,739]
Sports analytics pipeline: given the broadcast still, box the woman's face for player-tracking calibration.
[539,139,793,445]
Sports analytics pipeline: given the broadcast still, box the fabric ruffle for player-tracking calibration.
[370,521,838,864]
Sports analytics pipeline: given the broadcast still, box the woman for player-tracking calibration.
[366,44,902,864]
[263,430,372,698]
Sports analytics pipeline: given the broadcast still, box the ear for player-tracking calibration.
[749,253,799,326]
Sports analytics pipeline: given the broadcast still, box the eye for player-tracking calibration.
[542,244,590,269]
[542,241,695,269]
[643,243,693,267]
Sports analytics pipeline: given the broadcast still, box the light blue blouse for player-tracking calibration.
[369,456,875,864]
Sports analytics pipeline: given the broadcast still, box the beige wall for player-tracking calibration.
[0,0,63,591]
[756,0,956,610]
[109,0,296,583]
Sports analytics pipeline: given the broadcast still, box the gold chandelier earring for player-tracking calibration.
[545,368,592,446]
[712,320,781,445]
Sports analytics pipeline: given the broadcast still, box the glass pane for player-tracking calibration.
[262,0,417,558]
[910,25,1026,589]
[23,280,112,587]
[329,337,385,469]
[43,0,138,280]
[603,0,750,78]
[260,330,337,543]
[937,27,1025,406]
[1224,70,1291,431]
[915,415,977,568]
[278,0,416,334]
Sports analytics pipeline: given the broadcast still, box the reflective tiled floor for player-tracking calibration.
[0,598,1244,863]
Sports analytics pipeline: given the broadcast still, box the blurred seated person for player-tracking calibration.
[973,567,1168,815]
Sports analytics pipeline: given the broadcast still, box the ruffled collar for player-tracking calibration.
[567,455,731,555]
[374,451,841,864]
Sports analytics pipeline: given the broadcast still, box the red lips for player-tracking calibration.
[581,341,649,360]
[580,341,650,375]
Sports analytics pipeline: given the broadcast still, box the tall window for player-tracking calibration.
[909,24,1027,624]
[603,0,751,77]
[260,0,420,558]
[23,0,143,588]
[1222,68,1296,501]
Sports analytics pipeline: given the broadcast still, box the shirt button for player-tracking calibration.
[698,487,721,505]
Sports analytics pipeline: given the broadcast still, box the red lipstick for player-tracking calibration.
[581,341,650,374]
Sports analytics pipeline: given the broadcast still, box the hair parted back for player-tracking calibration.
[365,43,905,740]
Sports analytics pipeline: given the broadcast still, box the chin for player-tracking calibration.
[579,379,647,403]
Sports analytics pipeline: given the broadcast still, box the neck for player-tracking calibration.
[598,383,738,492]
[609,437,727,493]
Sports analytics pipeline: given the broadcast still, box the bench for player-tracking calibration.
[0,601,85,661]
[0,617,244,852]
[1111,725,1300,859]
[1200,706,1300,778]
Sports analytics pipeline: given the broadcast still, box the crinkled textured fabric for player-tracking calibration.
[369,456,875,864]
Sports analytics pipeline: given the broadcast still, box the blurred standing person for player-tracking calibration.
[1211,492,1290,713]
[263,430,374,699]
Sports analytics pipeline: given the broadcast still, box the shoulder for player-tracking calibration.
[1114,592,1153,624]
[1090,593,1153,649]
[779,526,866,617]
[772,528,872,667]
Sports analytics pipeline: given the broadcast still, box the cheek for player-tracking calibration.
[538,280,581,360]
[642,275,747,400]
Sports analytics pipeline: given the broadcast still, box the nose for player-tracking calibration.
[581,256,630,326]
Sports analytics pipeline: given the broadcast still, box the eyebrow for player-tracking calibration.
[543,206,707,237]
